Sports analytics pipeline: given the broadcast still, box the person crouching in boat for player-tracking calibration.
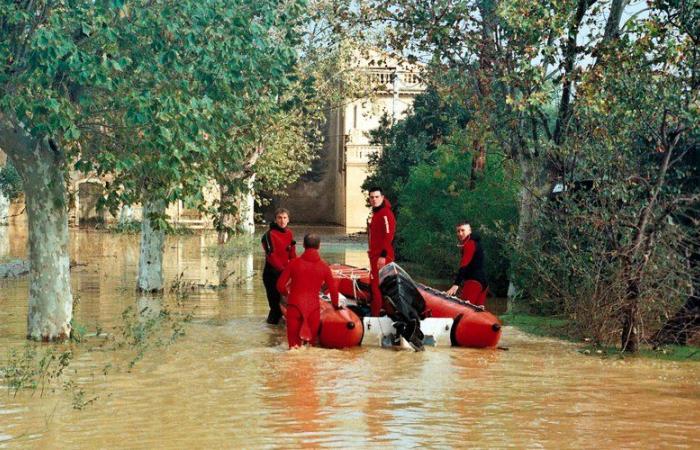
[367,187,396,316]
[276,234,339,349]
[446,221,488,306]
[261,208,297,324]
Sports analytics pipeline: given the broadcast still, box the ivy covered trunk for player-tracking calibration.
[137,197,166,292]
[7,137,73,341]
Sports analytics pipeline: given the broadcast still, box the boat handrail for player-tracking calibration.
[418,284,485,311]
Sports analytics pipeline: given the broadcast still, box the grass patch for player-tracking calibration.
[502,313,700,362]
[500,313,571,340]
[576,344,700,362]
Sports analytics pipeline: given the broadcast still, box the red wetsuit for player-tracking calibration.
[276,248,339,348]
[454,236,488,306]
[367,200,396,316]
[261,223,296,324]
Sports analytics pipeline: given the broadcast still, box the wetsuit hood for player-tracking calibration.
[269,222,288,233]
[459,232,481,245]
[372,198,392,213]
[301,248,321,261]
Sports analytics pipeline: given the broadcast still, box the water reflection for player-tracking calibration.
[0,228,698,449]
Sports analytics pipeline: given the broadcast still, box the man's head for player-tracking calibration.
[456,221,472,241]
[368,187,384,208]
[303,233,321,249]
[274,208,289,229]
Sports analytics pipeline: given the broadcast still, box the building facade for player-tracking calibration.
[267,57,425,231]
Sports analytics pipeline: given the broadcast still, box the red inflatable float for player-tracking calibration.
[330,263,502,348]
[280,298,364,349]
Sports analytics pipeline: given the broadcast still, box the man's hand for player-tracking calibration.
[446,285,459,296]
[377,257,386,268]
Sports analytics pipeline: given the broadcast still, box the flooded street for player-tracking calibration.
[1,224,699,448]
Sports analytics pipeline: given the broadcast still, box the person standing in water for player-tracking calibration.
[276,234,339,348]
[367,187,396,316]
[261,208,296,324]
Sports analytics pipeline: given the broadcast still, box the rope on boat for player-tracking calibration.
[332,266,366,301]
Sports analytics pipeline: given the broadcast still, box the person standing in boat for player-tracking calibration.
[276,234,340,348]
[261,208,296,324]
[367,187,396,316]
[446,221,488,306]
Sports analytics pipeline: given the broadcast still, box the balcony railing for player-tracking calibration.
[346,145,382,165]
[362,69,424,94]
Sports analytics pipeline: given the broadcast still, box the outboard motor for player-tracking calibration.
[378,263,426,350]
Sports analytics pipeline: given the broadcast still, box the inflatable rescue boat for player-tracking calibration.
[330,262,502,348]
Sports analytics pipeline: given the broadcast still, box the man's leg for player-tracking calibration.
[369,257,382,317]
[286,306,303,348]
[307,308,321,346]
[262,264,282,324]
[460,280,485,306]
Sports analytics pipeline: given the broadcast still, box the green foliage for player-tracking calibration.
[1,301,193,409]
[398,134,519,295]
[506,6,699,345]
[0,162,22,201]
[362,87,470,206]
[112,304,192,370]
[106,220,142,234]
[2,345,72,397]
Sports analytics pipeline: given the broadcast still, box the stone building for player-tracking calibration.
[265,55,425,231]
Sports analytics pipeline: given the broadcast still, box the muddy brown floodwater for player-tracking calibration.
[1,223,699,448]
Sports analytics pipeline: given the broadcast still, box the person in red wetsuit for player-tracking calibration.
[276,234,339,348]
[367,187,396,316]
[261,208,296,324]
[446,221,488,306]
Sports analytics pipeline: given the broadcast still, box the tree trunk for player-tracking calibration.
[237,175,256,235]
[621,276,641,352]
[119,204,134,225]
[217,175,256,243]
[11,142,73,340]
[1,116,74,341]
[138,197,167,292]
[0,190,8,225]
[217,182,235,244]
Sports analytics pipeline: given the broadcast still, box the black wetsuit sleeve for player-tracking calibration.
[261,231,273,255]
[454,266,469,286]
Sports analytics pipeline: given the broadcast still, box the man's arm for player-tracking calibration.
[276,265,292,296]
[324,265,340,308]
[447,240,476,295]
[380,211,396,257]
[287,235,297,260]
